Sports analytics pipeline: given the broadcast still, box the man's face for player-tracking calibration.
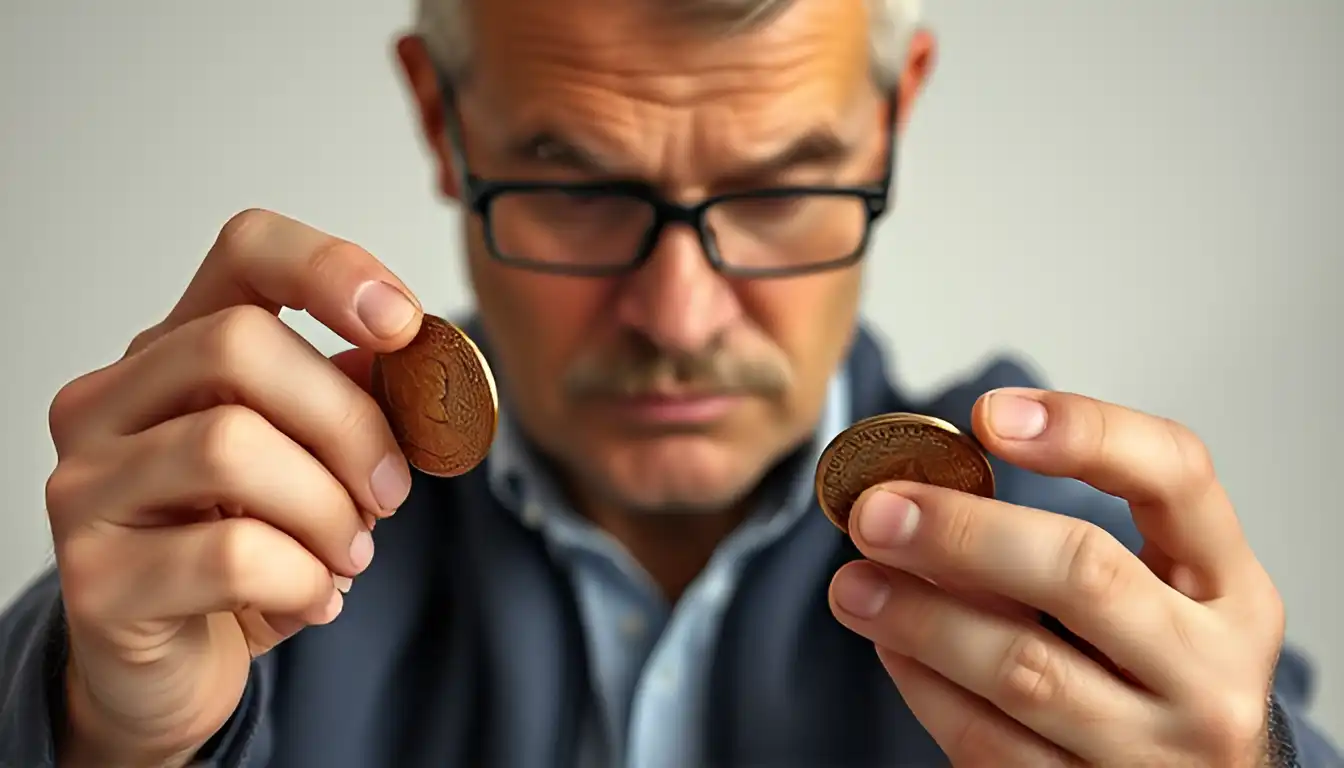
[398,0,931,516]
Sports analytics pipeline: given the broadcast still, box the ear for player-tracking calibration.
[894,28,937,135]
[394,34,461,201]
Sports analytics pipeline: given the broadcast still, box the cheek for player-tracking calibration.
[467,239,609,408]
[740,267,861,393]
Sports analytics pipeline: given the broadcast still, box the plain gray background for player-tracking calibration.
[2,0,1340,742]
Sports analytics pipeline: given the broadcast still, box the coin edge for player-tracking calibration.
[813,412,996,533]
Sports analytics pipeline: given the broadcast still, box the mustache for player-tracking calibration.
[562,337,791,399]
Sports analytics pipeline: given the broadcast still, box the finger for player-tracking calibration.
[93,405,375,578]
[60,517,341,627]
[875,649,1078,768]
[328,347,389,531]
[971,388,1257,598]
[847,484,1208,693]
[132,209,423,356]
[330,347,378,394]
[830,562,1162,762]
[101,308,411,517]
[945,585,1038,625]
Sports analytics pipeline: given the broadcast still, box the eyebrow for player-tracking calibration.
[723,129,854,186]
[502,126,855,185]
[504,132,613,175]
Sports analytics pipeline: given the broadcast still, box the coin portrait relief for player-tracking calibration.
[373,316,498,478]
[815,413,994,530]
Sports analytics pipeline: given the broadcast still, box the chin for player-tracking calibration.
[583,433,767,514]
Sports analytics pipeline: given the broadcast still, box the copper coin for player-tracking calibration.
[372,315,499,477]
[814,413,995,532]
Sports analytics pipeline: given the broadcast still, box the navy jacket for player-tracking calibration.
[2,322,1339,766]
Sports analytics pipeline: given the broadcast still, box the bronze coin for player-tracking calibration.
[372,315,499,477]
[814,412,994,532]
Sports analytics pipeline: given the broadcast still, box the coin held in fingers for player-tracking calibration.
[372,315,498,477]
[814,413,995,532]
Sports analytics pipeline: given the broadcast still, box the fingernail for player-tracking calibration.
[834,565,891,619]
[354,281,418,339]
[857,491,920,547]
[333,575,353,594]
[319,590,344,623]
[350,530,375,573]
[988,390,1048,440]
[370,454,412,512]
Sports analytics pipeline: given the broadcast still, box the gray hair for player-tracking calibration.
[415,0,922,91]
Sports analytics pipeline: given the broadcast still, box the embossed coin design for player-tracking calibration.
[814,413,995,532]
[372,315,499,477]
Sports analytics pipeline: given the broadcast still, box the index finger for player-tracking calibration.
[133,209,423,356]
[970,388,1258,596]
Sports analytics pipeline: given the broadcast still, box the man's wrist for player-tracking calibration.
[58,656,199,768]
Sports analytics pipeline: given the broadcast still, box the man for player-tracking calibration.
[0,0,1338,765]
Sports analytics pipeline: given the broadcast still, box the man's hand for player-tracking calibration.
[827,388,1286,766]
[47,209,422,766]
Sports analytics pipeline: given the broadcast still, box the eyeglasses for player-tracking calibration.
[440,82,899,279]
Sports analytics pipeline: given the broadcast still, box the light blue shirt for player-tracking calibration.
[484,374,851,768]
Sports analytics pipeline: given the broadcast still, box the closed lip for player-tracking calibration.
[593,392,744,424]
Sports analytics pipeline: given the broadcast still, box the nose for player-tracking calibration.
[613,225,742,354]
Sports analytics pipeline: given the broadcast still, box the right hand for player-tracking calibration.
[45,209,424,765]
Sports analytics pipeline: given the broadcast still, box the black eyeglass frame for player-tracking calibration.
[439,78,901,279]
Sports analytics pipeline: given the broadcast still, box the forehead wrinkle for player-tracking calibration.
[476,37,855,110]
[469,0,870,105]
[463,0,876,183]
[477,83,866,183]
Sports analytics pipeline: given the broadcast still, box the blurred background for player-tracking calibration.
[1,0,1340,740]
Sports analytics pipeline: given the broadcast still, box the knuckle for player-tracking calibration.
[889,587,941,654]
[124,323,168,358]
[1260,588,1286,638]
[1060,523,1129,603]
[47,379,86,453]
[209,303,280,347]
[48,370,117,453]
[1057,395,1109,471]
[56,532,113,623]
[1163,418,1217,492]
[306,237,369,281]
[210,518,329,612]
[206,517,270,608]
[332,392,387,449]
[996,632,1070,710]
[1187,694,1268,759]
[933,498,979,563]
[192,404,266,480]
[44,460,89,520]
[215,208,275,258]
[950,711,1012,766]
[201,304,279,375]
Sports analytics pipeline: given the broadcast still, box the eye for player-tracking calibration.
[524,135,586,167]
[532,140,565,162]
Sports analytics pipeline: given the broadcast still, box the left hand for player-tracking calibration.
[827,388,1286,767]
